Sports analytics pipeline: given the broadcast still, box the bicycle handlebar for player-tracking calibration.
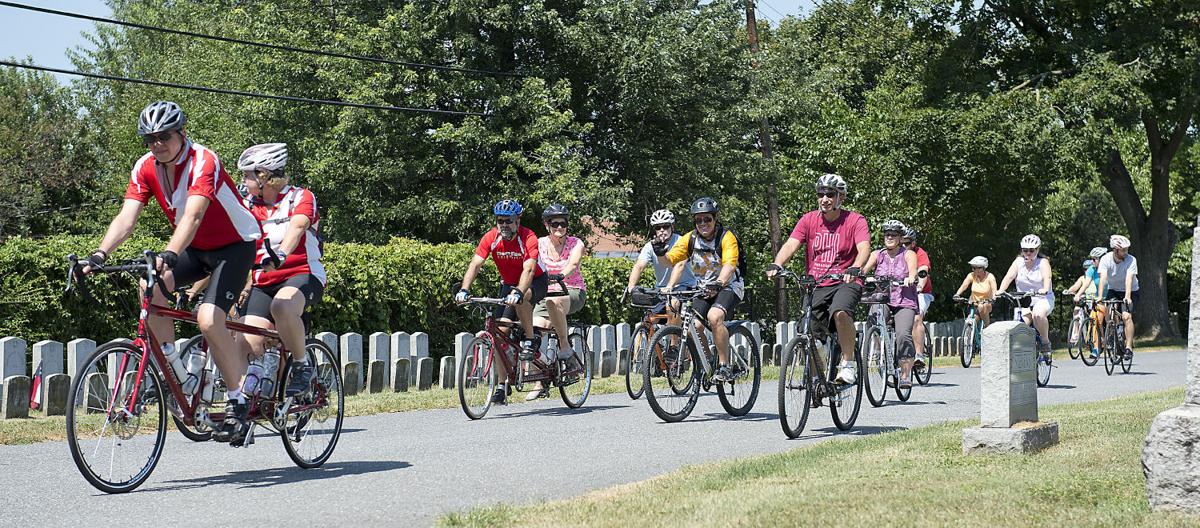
[65,251,172,300]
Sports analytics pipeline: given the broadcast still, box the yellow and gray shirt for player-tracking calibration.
[664,229,744,299]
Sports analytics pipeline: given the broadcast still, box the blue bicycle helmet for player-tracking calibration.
[493,199,523,216]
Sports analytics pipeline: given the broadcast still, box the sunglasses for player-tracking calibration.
[694,216,715,225]
[653,224,673,231]
[1021,248,1037,253]
[884,232,901,237]
[972,266,985,270]
[141,131,175,146]
[495,217,516,225]
[817,191,839,198]
[547,220,568,229]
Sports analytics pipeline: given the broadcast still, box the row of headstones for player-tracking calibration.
[771,319,968,357]
[310,331,439,396]
[0,337,120,419]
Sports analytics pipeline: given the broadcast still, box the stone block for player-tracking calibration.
[2,375,30,419]
[410,332,429,384]
[773,344,782,366]
[67,338,96,380]
[0,337,26,379]
[980,321,1038,428]
[32,340,65,376]
[1143,404,1200,511]
[760,343,771,366]
[366,360,385,393]
[588,326,602,378]
[417,357,433,391]
[368,332,390,386]
[453,332,472,383]
[600,349,615,378]
[43,373,69,416]
[616,323,632,352]
[393,358,410,392]
[618,348,629,375]
[775,321,788,350]
[314,332,338,364]
[342,362,360,396]
[339,333,363,376]
[84,372,108,412]
[962,421,1059,454]
[440,356,454,389]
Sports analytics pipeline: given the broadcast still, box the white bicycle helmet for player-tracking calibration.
[1110,234,1130,249]
[1089,246,1107,259]
[815,173,848,194]
[881,219,906,233]
[649,209,675,226]
[137,101,187,135]
[968,256,988,268]
[238,143,288,172]
[1020,234,1041,249]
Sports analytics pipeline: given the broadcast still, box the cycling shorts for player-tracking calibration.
[494,273,549,321]
[243,273,324,324]
[1104,289,1138,314]
[171,241,256,314]
[693,288,741,320]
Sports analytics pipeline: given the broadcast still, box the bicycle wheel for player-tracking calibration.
[960,318,975,368]
[644,326,699,422]
[559,330,592,408]
[1115,323,1132,374]
[830,339,863,431]
[1036,345,1051,387]
[777,335,812,439]
[458,334,497,420]
[281,339,343,469]
[914,322,932,386]
[1080,317,1099,366]
[626,324,651,400]
[717,325,761,416]
[863,326,887,408]
[170,335,213,442]
[66,341,167,494]
[1102,322,1118,376]
[1066,313,1082,360]
[894,356,912,402]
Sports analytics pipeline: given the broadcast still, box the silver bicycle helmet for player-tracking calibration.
[649,209,675,226]
[1020,234,1042,249]
[237,143,288,172]
[968,256,988,268]
[1089,246,1107,259]
[137,101,187,135]
[881,219,906,233]
[815,173,848,194]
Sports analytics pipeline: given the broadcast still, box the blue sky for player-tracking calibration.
[0,0,814,78]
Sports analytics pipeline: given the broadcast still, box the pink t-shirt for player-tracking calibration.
[789,210,870,286]
[538,235,586,292]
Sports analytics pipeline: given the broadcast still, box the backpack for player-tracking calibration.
[686,225,748,281]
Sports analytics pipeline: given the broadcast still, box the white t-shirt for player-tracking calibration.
[637,234,696,288]
[1099,252,1139,292]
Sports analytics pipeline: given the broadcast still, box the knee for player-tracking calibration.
[196,306,226,333]
[832,311,852,325]
[708,310,726,327]
[270,298,301,321]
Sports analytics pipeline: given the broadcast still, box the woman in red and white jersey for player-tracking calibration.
[236,143,325,401]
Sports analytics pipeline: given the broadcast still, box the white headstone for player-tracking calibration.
[979,321,1037,427]
[0,337,27,378]
[454,332,473,380]
[368,332,390,385]
[410,332,429,384]
[600,324,616,354]
[588,325,602,376]
[775,321,788,349]
[314,332,338,364]
[32,340,64,376]
[67,338,96,380]
[339,333,363,380]
[616,323,632,352]
[391,331,411,374]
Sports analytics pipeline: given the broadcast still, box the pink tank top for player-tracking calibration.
[875,247,918,310]
[538,236,586,292]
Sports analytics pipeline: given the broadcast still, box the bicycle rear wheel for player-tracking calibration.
[777,336,812,439]
[863,326,886,408]
[644,326,699,422]
[1036,346,1051,387]
[830,339,864,431]
[1080,318,1099,366]
[1066,313,1083,360]
[281,339,343,469]
[559,330,592,408]
[626,324,651,400]
[66,341,166,494]
[458,335,497,419]
[717,325,760,416]
[1102,322,1118,376]
[914,323,932,386]
[960,318,976,368]
[1115,323,1132,374]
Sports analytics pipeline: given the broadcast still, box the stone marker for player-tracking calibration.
[772,343,782,366]
[440,356,454,389]
[453,332,472,382]
[410,332,429,384]
[0,337,26,407]
[314,332,338,364]
[393,358,410,392]
[32,340,65,409]
[600,349,615,378]
[417,357,433,390]
[84,372,108,413]
[2,376,30,419]
[339,333,362,380]
[44,373,70,416]
[366,360,385,393]
[67,338,97,380]
[368,332,390,386]
[1142,216,1200,512]
[618,348,629,375]
[775,321,788,351]
[760,343,771,366]
[588,326,602,378]
[616,323,632,353]
[341,362,360,396]
[962,321,1058,454]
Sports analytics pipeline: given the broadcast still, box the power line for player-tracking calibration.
[0,1,527,78]
[758,0,789,21]
[0,60,488,117]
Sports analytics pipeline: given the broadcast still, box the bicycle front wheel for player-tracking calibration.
[559,330,592,408]
[717,325,761,417]
[66,341,167,494]
[458,335,497,419]
[644,326,699,422]
[777,336,813,439]
[625,324,651,400]
[914,322,932,386]
[281,339,344,469]
[1102,323,1118,376]
[830,340,863,431]
[1036,349,1051,388]
[960,318,976,368]
[863,326,886,408]
[1080,318,1099,366]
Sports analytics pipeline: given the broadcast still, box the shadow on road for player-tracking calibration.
[921,382,959,388]
[1042,384,1076,390]
[812,425,906,436]
[142,460,413,493]
[492,404,625,419]
[686,412,777,423]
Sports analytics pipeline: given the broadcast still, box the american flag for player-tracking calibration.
[29,361,43,410]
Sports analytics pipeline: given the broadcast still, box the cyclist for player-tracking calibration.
[861,220,919,388]
[767,173,870,385]
[1065,247,1106,358]
[902,228,934,370]
[525,204,586,400]
[624,209,698,296]
[997,234,1055,361]
[1097,235,1138,361]
[663,197,744,382]
[455,199,547,404]
[952,256,996,325]
[81,101,261,443]
[235,143,325,428]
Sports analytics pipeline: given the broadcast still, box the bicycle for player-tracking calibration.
[952,296,990,368]
[913,319,933,386]
[1098,298,1132,375]
[623,287,671,400]
[999,291,1052,387]
[455,276,593,419]
[860,277,913,406]
[642,285,761,423]
[771,265,865,439]
[1063,292,1100,366]
[63,251,344,494]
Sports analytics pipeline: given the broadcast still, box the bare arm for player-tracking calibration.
[903,250,919,285]
[96,199,145,255]
[276,214,312,257]
[460,254,487,291]
[954,274,972,297]
[560,240,584,280]
[626,259,649,291]
[996,259,1018,293]
[1039,259,1052,294]
[861,250,879,275]
[770,238,802,268]
[665,260,686,290]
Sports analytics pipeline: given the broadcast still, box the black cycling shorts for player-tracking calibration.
[693,288,741,320]
[171,241,256,314]
[244,274,324,323]
[1104,289,1139,314]
[811,282,862,335]
[494,273,549,321]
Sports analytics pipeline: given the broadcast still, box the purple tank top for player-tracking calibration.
[875,248,918,309]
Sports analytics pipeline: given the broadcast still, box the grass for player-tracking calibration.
[440,387,1197,528]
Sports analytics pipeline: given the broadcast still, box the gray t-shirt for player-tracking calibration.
[638,234,696,289]
[1099,252,1139,292]
[688,232,745,299]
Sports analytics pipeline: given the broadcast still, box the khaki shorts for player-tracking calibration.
[534,288,586,318]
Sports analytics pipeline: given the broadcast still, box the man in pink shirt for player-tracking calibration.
[767,173,871,385]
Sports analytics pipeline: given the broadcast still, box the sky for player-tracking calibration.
[0,0,815,82]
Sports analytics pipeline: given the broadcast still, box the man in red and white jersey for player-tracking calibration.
[767,173,871,385]
[236,143,325,414]
[903,227,934,368]
[83,101,261,442]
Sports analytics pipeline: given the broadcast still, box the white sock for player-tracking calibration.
[294,356,308,365]
[226,388,244,404]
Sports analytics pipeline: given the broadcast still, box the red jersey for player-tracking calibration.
[475,226,543,286]
[124,141,261,250]
[914,246,932,294]
[246,186,325,287]
[789,210,870,286]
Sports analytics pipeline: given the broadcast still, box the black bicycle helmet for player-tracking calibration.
[542,203,569,220]
[689,197,719,215]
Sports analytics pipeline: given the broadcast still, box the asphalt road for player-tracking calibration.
[0,349,1186,527]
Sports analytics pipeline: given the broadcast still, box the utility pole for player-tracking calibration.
[745,1,786,322]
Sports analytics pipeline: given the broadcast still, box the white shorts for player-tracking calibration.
[917,294,934,316]
[1029,295,1054,315]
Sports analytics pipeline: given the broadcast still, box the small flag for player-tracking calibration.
[29,361,43,410]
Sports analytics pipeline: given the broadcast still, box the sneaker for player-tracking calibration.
[524,383,548,401]
[914,355,927,368]
[519,336,540,361]
[712,365,733,383]
[491,386,507,405]
[1040,351,1053,366]
[1124,348,1133,362]
[1090,348,1100,359]
[285,361,313,397]
[899,377,912,389]
[213,400,248,444]
[835,363,857,385]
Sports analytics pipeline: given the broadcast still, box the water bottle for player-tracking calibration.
[259,349,281,398]
[162,341,186,383]
[243,358,265,396]
[181,345,206,396]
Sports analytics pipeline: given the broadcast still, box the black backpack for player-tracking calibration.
[686,225,748,281]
